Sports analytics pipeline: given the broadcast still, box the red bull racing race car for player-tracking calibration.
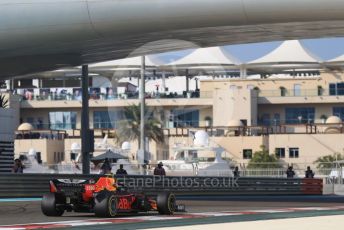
[41,176,181,217]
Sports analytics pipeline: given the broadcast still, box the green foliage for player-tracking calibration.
[314,153,344,169]
[247,145,281,169]
[115,104,164,146]
[0,94,9,108]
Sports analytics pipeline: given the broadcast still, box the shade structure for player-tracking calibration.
[164,46,240,69]
[327,54,344,63]
[245,40,322,76]
[91,149,128,162]
[22,67,95,79]
[324,54,344,70]
[89,55,165,72]
[248,40,320,66]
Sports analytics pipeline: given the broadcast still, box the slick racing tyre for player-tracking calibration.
[157,192,176,215]
[41,193,65,216]
[94,191,118,217]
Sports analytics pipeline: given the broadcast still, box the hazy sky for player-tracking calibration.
[156,37,344,63]
[225,37,344,62]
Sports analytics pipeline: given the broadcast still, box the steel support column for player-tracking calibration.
[81,65,90,174]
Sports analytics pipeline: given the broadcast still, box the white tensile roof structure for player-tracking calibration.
[324,54,344,69]
[89,55,165,71]
[326,54,344,64]
[248,40,320,66]
[165,46,240,68]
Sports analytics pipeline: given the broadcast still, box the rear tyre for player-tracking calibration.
[94,191,118,217]
[41,193,65,216]
[157,192,176,215]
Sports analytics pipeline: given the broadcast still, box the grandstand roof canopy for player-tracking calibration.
[165,47,240,68]
[248,40,320,65]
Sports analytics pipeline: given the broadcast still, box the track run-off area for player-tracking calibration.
[1,195,344,229]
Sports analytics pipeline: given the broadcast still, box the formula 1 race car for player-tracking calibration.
[41,176,180,217]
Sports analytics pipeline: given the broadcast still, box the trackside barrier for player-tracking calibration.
[0,174,323,198]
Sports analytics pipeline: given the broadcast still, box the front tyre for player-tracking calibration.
[157,192,176,215]
[94,191,118,217]
[41,193,65,216]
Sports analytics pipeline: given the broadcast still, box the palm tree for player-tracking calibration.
[314,153,344,169]
[0,94,9,108]
[115,104,164,153]
[247,145,281,169]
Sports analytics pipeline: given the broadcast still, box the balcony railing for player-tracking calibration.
[258,88,344,97]
[15,88,213,102]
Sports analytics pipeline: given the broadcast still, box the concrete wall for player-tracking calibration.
[200,71,344,93]
[14,139,65,165]
[269,134,344,165]
[212,89,257,126]
[12,132,344,167]
[212,136,268,163]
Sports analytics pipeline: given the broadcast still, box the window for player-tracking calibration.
[49,111,77,130]
[71,153,77,161]
[289,148,299,158]
[36,117,44,129]
[36,152,42,164]
[247,85,255,90]
[285,107,315,124]
[294,84,301,96]
[275,148,285,158]
[243,149,253,159]
[333,107,344,120]
[26,117,34,125]
[171,109,199,127]
[280,87,287,96]
[93,110,124,129]
[259,113,271,126]
[329,83,344,96]
[329,83,336,95]
[273,113,281,125]
[336,83,344,95]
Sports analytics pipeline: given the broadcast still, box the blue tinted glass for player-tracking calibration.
[93,111,124,129]
[285,107,315,124]
[338,83,344,95]
[49,111,77,130]
[329,83,336,95]
[171,109,199,127]
[333,107,344,120]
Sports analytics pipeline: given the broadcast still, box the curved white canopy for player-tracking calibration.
[2,0,344,78]
[89,55,165,71]
[166,47,240,67]
[248,40,320,65]
[327,54,344,63]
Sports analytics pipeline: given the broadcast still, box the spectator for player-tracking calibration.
[305,166,315,178]
[154,162,166,176]
[100,158,112,174]
[233,166,240,178]
[12,159,24,173]
[116,164,128,175]
[286,166,295,178]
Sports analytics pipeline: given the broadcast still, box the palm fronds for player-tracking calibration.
[0,94,9,108]
[115,103,164,145]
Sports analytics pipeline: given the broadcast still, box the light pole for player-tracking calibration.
[139,56,146,166]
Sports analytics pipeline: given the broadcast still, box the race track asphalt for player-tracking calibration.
[1,195,344,226]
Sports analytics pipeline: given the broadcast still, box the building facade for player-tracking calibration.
[7,70,344,169]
